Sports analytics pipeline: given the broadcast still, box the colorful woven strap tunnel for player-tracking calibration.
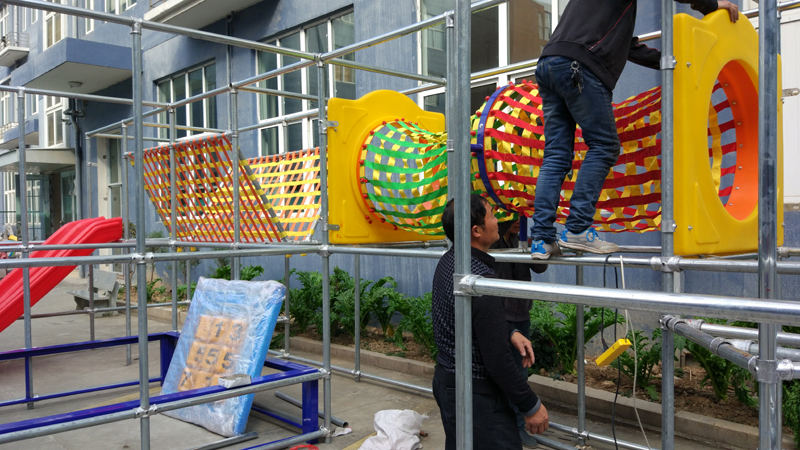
[359,80,741,234]
[136,135,321,243]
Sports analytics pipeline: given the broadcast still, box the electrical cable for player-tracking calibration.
[620,256,652,449]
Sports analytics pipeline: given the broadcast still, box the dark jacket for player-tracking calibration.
[432,247,541,416]
[491,221,547,322]
[540,0,719,90]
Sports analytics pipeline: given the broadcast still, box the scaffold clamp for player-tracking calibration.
[753,358,794,383]
[650,256,682,273]
[134,404,158,418]
[455,274,481,296]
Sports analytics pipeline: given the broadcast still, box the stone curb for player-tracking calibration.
[285,336,795,450]
[116,301,187,326]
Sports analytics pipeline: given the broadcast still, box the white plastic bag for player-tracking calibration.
[359,409,427,450]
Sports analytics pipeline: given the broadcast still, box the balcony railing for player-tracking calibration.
[0,32,29,52]
[0,122,18,143]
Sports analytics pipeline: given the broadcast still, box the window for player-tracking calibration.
[0,5,9,41]
[419,0,557,116]
[0,89,14,129]
[255,11,355,156]
[30,7,37,25]
[156,63,217,139]
[44,0,65,49]
[45,96,65,147]
[3,173,15,227]
[27,94,38,117]
[106,0,136,14]
[85,0,94,34]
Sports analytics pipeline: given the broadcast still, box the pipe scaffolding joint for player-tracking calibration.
[660,315,686,331]
[133,404,158,418]
[130,18,142,35]
[168,240,177,250]
[319,426,333,437]
[754,358,795,384]
[318,246,330,258]
[445,11,455,28]
[685,318,705,330]
[16,87,25,98]
[709,336,733,357]
[131,253,146,264]
[319,368,331,379]
[353,370,362,382]
[455,274,481,296]
[650,256,682,273]
[230,242,240,250]
[143,252,155,263]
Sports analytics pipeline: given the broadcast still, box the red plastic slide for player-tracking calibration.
[0,217,123,333]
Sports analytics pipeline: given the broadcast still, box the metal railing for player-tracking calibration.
[0,32,29,51]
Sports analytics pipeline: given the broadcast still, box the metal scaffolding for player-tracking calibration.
[0,0,797,449]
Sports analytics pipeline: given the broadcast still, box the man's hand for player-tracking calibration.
[718,1,739,23]
[511,331,535,368]
[524,404,549,435]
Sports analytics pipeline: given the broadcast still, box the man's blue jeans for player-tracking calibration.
[532,56,621,244]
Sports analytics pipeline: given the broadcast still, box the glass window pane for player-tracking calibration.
[55,110,63,144]
[188,69,203,134]
[471,83,497,115]
[109,140,120,184]
[332,13,356,100]
[509,0,551,64]
[157,81,170,139]
[281,32,302,115]
[261,127,279,156]
[205,64,217,129]
[311,119,318,148]
[173,76,187,139]
[286,122,303,151]
[423,93,445,115]
[472,7,498,72]
[47,113,54,146]
[421,0,448,79]
[257,48,279,120]
[306,23,328,108]
[106,0,115,14]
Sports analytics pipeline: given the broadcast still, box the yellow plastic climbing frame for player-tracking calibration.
[673,10,783,255]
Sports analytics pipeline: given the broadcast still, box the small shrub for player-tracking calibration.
[391,292,436,360]
[146,278,166,303]
[611,329,685,402]
[176,282,197,300]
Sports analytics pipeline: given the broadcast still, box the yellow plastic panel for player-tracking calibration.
[673,10,783,255]
[327,90,446,244]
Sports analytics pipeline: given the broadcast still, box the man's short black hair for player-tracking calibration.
[443,194,490,242]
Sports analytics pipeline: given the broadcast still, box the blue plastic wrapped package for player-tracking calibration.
[161,277,286,437]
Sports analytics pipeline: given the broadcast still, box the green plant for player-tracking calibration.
[176,282,197,300]
[784,380,800,448]
[610,329,685,402]
[208,265,232,280]
[391,292,437,360]
[145,278,166,303]
[240,265,264,281]
[287,269,323,334]
[529,326,559,376]
[529,301,625,375]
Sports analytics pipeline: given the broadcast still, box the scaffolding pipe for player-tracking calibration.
[16,88,33,410]
[239,430,326,450]
[354,254,361,377]
[575,263,585,445]
[0,84,167,108]
[169,108,178,331]
[130,20,152,450]
[758,0,782,445]
[327,58,446,86]
[230,88,241,281]
[316,60,333,443]
[237,85,318,102]
[549,422,657,450]
[687,320,800,348]
[660,1,677,448]
[666,318,755,370]
[461,277,800,326]
[284,256,290,356]
[122,127,132,366]
[273,391,348,428]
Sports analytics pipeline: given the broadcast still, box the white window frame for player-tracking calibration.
[43,0,66,50]
[45,96,66,147]
[27,94,38,117]
[156,62,217,140]
[0,89,13,129]
[105,0,136,15]
[30,7,37,25]
[255,11,355,157]
[85,0,94,34]
[3,172,15,227]
[0,5,10,40]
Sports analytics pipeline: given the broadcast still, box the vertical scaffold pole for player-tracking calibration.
[169,108,178,330]
[317,59,332,442]
[122,124,132,366]
[230,88,241,281]
[17,88,33,410]
[354,254,361,378]
[452,1,473,449]
[660,1,676,448]
[131,19,151,450]
[575,264,585,446]
[284,255,291,355]
[758,0,781,448]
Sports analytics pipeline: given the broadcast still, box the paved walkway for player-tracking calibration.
[0,272,734,449]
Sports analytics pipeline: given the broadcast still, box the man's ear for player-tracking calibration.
[471,225,480,239]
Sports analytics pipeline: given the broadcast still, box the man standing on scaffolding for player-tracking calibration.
[432,195,549,449]
[529,0,739,260]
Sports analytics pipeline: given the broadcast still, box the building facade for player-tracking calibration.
[0,0,795,306]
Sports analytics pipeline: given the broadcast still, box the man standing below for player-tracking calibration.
[530,0,739,260]
[491,219,548,447]
[432,195,549,449]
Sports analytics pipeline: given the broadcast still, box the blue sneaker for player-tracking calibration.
[530,239,560,260]
[559,228,618,254]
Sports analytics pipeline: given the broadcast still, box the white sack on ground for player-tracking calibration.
[359,409,427,450]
